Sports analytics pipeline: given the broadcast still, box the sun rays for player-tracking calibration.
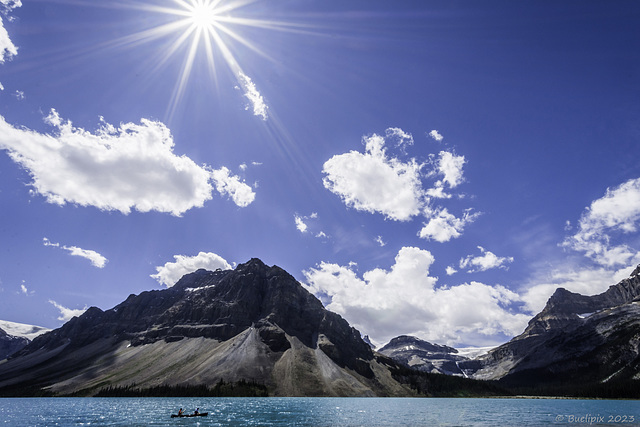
[105,0,311,122]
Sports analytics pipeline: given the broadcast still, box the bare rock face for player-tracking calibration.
[0,259,410,397]
[0,328,29,360]
[379,335,468,376]
[460,265,640,389]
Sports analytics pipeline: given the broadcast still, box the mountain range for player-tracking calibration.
[2,259,640,398]
[459,264,640,396]
[381,265,640,397]
[2,259,496,397]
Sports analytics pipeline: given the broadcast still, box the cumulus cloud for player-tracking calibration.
[429,130,443,142]
[210,166,255,207]
[436,151,465,189]
[322,132,425,221]
[446,266,458,276]
[238,72,268,120]
[151,252,232,287]
[418,207,480,243]
[304,247,529,346]
[323,128,477,242]
[43,237,108,268]
[459,246,514,273]
[562,178,640,267]
[49,300,87,323]
[0,110,254,215]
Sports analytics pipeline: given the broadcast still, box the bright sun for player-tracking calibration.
[188,1,219,29]
[119,0,301,120]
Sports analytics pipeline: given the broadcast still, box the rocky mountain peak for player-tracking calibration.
[3,259,379,396]
[380,335,458,354]
[523,265,640,337]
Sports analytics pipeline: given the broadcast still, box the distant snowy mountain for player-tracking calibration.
[0,320,50,341]
[0,320,50,360]
[378,335,476,376]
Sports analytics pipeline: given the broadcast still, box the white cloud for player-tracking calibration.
[446,266,457,275]
[0,110,227,215]
[304,247,529,346]
[429,130,443,142]
[459,246,514,273]
[238,72,268,121]
[435,151,465,188]
[521,261,640,314]
[294,214,308,233]
[151,252,232,287]
[13,89,23,100]
[49,300,87,323]
[385,127,413,148]
[19,281,33,296]
[210,166,256,207]
[322,132,425,221]
[375,235,386,247]
[418,207,480,243]
[294,212,326,238]
[0,0,20,64]
[43,237,108,268]
[323,129,478,243]
[562,178,640,266]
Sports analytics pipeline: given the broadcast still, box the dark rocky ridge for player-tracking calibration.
[0,328,29,360]
[0,259,409,396]
[460,265,640,393]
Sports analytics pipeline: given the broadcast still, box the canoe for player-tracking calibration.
[171,412,209,418]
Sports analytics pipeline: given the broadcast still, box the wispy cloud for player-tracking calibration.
[458,246,514,273]
[294,212,326,238]
[238,72,268,121]
[151,252,232,287]
[49,300,87,322]
[19,280,34,296]
[43,237,107,268]
[0,0,20,64]
[0,0,20,91]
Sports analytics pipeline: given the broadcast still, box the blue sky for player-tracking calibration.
[1,0,639,347]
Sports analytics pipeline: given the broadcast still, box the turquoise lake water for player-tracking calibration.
[1,397,639,426]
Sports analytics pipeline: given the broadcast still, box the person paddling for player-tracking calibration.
[194,408,199,415]
[178,408,183,416]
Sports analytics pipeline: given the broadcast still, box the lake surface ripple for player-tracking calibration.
[1,397,640,426]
